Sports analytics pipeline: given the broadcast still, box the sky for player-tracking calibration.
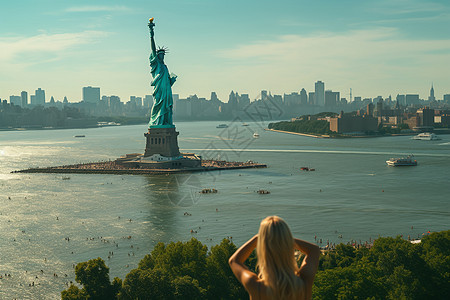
[1,0,450,103]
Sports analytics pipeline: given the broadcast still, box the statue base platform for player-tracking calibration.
[144,127,181,158]
[12,158,266,174]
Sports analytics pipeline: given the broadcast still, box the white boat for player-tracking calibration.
[242,123,249,126]
[413,132,441,140]
[253,132,260,138]
[216,124,228,128]
[386,155,417,166]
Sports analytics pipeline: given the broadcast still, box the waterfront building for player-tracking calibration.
[82,86,100,103]
[329,112,378,134]
[416,107,435,127]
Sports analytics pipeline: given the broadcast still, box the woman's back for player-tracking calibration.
[253,275,305,300]
[229,216,320,300]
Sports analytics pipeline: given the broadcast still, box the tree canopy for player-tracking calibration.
[62,231,449,299]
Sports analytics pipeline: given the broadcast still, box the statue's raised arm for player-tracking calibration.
[148,18,156,56]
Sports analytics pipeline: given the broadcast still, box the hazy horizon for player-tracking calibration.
[1,0,449,102]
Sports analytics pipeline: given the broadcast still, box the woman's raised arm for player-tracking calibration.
[228,235,259,294]
[294,238,320,298]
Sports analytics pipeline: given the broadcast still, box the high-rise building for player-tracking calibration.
[35,88,45,105]
[308,92,315,106]
[396,94,406,106]
[82,86,100,103]
[283,92,300,106]
[428,84,435,101]
[325,90,339,107]
[416,107,434,127]
[9,95,21,106]
[406,94,420,106]
[21,91,28,107]
[300,88,308,105]
[143,95,154,108]
[30,95,36,105]
[239,94,250,108]
[228,91,238,110]
[49,96,56,106]
[261,90,268,101]
[315,81,325,106]
[367,103,374,116]
[129,96,142,107]
[444,94,450,103]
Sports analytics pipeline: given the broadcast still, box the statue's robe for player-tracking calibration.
[149,52,176,127]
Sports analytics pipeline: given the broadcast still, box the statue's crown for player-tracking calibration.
[157,46,169,54]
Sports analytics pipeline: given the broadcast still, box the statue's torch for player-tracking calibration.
[148,17,155,31]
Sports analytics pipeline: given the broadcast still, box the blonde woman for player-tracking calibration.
[229,216,320,299]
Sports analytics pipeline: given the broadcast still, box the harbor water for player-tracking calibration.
[1,121,449,299]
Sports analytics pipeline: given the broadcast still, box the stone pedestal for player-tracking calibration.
[144,127,181,158]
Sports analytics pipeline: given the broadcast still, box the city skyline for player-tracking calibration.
[1,0,450,102]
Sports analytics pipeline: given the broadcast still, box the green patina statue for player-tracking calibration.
[147,18,177,128]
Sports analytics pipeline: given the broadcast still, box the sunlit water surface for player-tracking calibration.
[1,122,449,299]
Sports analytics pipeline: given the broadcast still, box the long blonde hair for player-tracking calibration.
[256,216,304,299]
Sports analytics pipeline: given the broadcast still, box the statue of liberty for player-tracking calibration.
[148,18,177,128]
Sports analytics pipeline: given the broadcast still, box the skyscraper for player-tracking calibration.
[82,86,100,103]
[315,81,325,106]
[444,94,450,103]
[9,95,21,106]
[35,88,45,105]
[21,91,28,107]
[300,88,308,105]
[308,92,315,106]
[325,90,339,107]
[143,95,154,108]
[428,84,435,101]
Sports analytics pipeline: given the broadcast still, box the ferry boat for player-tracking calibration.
[216,124,228,128]
[74,135,85,138]
[386,155,417,166]
[412,132,441,140]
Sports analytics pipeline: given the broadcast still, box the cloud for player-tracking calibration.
[370,0,448,15]
[213,27,450,97]
[65,6,131,13]
[0,31,110,65]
